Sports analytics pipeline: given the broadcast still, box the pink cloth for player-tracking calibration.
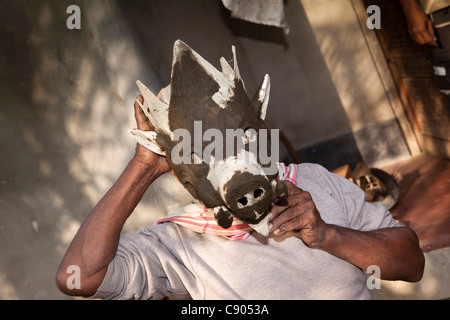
[156,163,297,240]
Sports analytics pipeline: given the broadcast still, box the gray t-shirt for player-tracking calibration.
[92,163,399,300]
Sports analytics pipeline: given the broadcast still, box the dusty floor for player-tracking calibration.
[373,155,450,299]
[383,155,450,253]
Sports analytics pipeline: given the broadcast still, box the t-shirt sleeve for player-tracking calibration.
[330,168,399,231]
[90,225,193,300]
[298,163,399,231]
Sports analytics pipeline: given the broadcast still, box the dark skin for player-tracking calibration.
[399,0,438,47]
[269,182,425,281]
[56,95,424,297]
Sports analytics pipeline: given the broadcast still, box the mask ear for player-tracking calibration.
[136,81,171,138]
[250,74,270,120]
[220,57,234,80]
[129,128,166,156]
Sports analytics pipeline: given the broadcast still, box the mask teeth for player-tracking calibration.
[248,214,270,237]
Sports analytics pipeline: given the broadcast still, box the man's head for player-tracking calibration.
[130,40,286,235]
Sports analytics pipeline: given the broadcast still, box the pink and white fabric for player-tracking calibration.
[156,163,297,240]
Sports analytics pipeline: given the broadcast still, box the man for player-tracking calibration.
[55,95,424,299]
[399,0,450,105]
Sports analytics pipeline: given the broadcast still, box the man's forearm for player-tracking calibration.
[318,224,425,282]
[399,0,420,14]
[398,0,419,11]
[56,157,162,296]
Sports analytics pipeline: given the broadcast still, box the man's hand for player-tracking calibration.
[133,94,170,175]
[400,0,438,47]
[269,181,328,248]
[269,180,424,282]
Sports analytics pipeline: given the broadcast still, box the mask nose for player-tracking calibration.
[224,173,272,225]
[237,188,265,209]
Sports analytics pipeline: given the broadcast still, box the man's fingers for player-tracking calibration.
[426,20,438,47]
[411,28,427,45]
[133,95,153,131]
[273,217,307,236]
[269,207,301,235]
[269,191,296,220]
[269,199,310,231]
[270,185,309,215]
[410,22,438,47]
[282,180,301,196]
[269,187,315,235]
[269,190,313,232]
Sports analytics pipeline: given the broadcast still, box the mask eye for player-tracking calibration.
[241,128,257,145]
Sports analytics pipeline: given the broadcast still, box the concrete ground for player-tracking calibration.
[372,247,450,300]
[0,0,192,299]
[0,0,448,300]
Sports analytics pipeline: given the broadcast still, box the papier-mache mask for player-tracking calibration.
[130,40,287,236]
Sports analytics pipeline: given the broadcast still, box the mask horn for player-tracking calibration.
[172,40,230,89]
[231,45,248,95]
[250,74,271,120]
[220,57,235,80]
[231,46,241,80]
